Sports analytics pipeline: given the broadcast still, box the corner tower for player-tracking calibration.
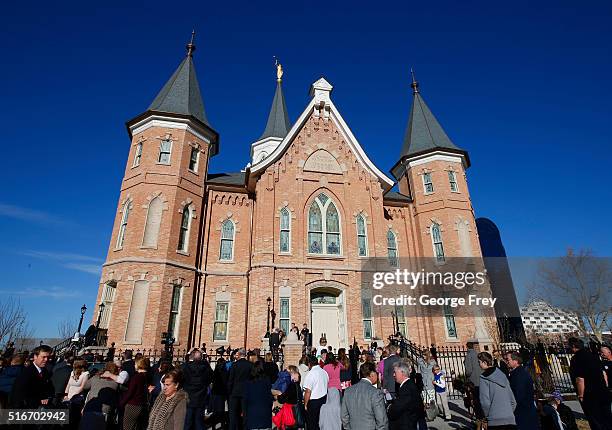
[391,72,478,260]
[94,33,219,350]
[391,72,492,344]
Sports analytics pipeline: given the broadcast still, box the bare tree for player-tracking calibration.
[0,297,34,350]
[57,317,76,339]
[530,248,611,341]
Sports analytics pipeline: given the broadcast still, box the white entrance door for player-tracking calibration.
[311,303,340,351]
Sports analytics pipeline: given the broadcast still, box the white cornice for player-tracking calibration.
[129,115,213,145]
[407,152,466,168]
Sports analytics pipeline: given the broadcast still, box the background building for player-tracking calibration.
[94,40,497,351]
[521,301,581,336]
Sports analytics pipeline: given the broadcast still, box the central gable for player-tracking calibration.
[248,77,394,190]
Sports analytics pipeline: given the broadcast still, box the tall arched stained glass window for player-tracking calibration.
[307,193,341,255]
[280,208,291,253]
[220,220,235,261]
[356,214,367,257]
[387,230,398,267]
[431,223,445,262]
[326,204,340,254]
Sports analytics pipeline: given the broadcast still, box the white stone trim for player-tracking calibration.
[129,115,212,145]
[407,153,464,168]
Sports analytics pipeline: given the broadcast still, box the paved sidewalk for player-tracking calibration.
[426,399,586,429]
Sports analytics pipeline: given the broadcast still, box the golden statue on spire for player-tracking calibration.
[274,57,283,82]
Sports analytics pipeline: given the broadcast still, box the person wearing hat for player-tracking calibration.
[541,391,577,430]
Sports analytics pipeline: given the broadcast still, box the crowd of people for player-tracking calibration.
[0,335,611,430]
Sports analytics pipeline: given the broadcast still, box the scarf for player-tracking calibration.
[147,389,185,430]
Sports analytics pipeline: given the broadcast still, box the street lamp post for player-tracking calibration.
[77,304,87,334]
[391,311,398,335]
[265,297,272,337]
[96,302,106,329]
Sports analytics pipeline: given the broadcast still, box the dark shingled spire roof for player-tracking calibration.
[259,81,290,140]
[148,55,209,126]
[400,77,466,160]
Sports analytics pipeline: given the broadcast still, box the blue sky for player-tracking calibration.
[0,1,610,339]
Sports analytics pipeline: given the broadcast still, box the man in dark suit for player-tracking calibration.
[10,345,55,408]
[383,344,400,398]
[227,348,252,430]
[301,323,310,347]
[269,328,281,361]
[182,349,214,430]
[387,360,421,430]
[50,351,74,405]
[121,349,135,378]
[505,351,539,430]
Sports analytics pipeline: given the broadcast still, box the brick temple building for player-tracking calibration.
[94,39,494,351]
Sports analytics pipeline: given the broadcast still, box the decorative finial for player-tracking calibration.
[274,56,283,82]
[410,68,419,94]
[186,30,196,57]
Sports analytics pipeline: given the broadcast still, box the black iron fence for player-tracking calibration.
[388,337,576,399]
[78,346,284,370]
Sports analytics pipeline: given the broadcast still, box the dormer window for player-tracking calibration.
[189,147,199,172]
[133,143,142,167]
[448,171,458,192]
[423,172,434,194]
[158,140,172,164]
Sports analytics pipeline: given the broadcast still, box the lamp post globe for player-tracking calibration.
[77,304,87,334]
[96,302,106,329]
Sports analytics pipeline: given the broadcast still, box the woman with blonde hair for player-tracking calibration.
[120,357,150,430]
[147,369,187,430]
[65,358,89,428]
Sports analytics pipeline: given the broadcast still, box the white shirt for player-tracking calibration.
[303,365,329,400]
[116,370,129,384]
[361,377,375,386]
[33,363,43,374]
[67,371,89,400]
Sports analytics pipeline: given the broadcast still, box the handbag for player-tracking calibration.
[425,399,438,422]
[291,384,306,428]
[273,403,296,429]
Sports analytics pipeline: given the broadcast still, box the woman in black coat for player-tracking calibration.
[243,361,273,430]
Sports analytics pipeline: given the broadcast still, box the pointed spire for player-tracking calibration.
[410,68,419,94]
[258,59,291,140]
[147,32,209,126]
[399,72,468,165]
[186,30,196,57]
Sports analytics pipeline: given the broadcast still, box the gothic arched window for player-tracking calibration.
[356,214,367,257]
[177,206,191,252]
[387,230,398,267]
[219,220,235,261]
[431,223,445,262]
[116,201,130,249]
[308,193,341,255]
[280,208,291,253]
[142,196,163,248]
